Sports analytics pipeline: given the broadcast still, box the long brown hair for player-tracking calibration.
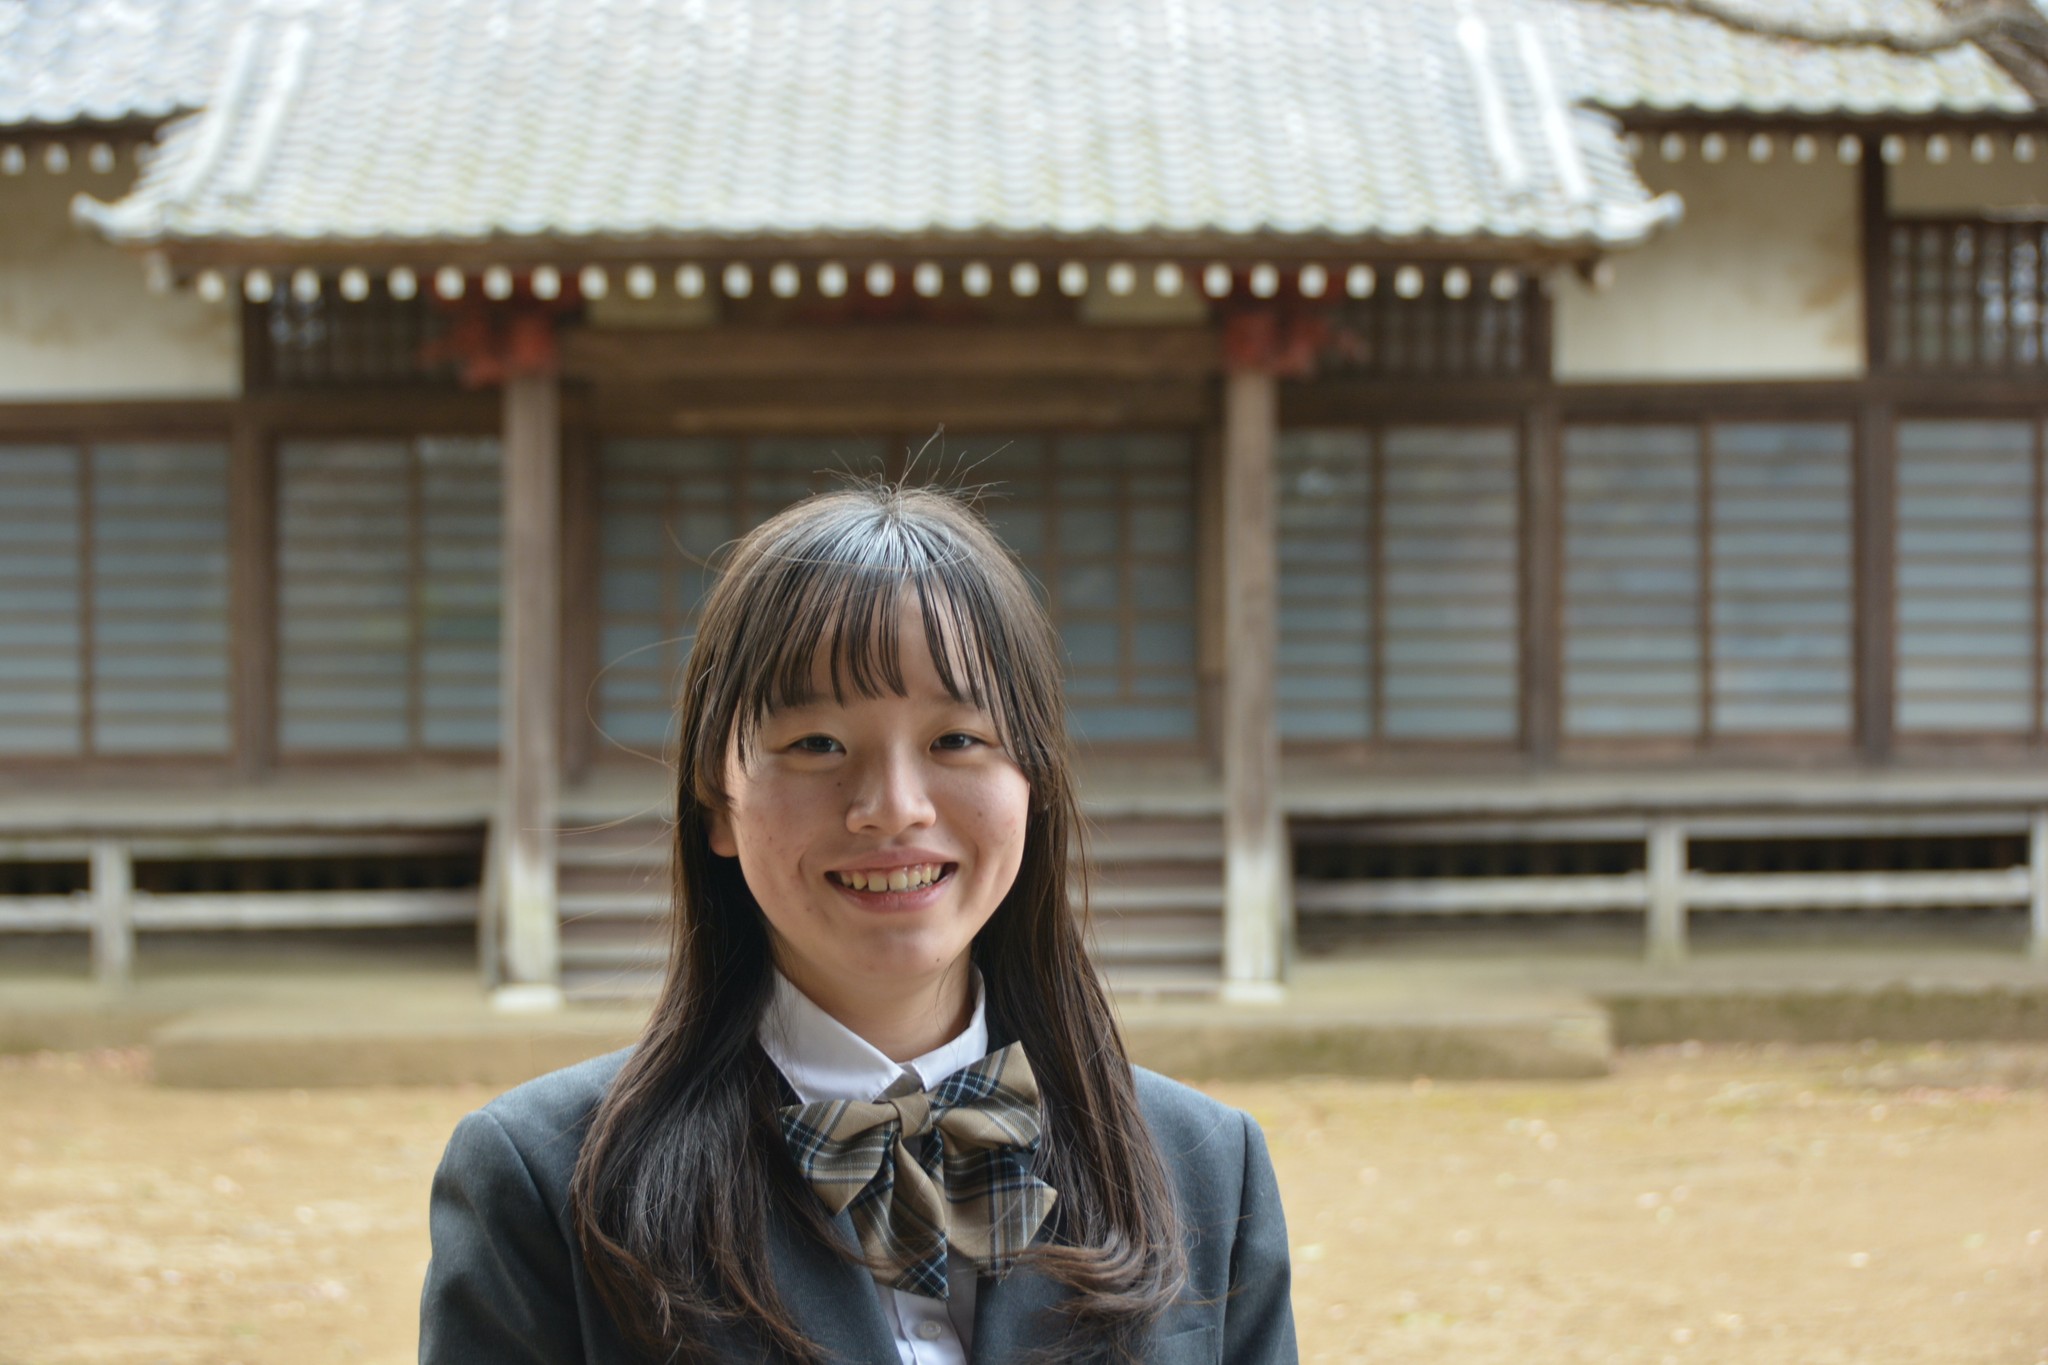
[570,482,1185,1362]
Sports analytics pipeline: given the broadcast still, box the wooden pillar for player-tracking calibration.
[496,371,563,1004]
[1220,367,1289,998]
[1645,819,1687,966]
[2030,809,2048,963]
[90,840,133,992]
[228,416,276,776]
[559,424,600,785]
[1855,401,1897,763]
[1519,398,1562,760]
[1855,135,1897,764]
[1194,425,1226,771]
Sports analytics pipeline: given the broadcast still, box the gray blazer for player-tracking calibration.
[420,1048,1296,1365]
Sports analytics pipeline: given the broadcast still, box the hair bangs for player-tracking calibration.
[725,507,1019,764]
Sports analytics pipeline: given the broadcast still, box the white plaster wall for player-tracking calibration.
[0,161,238,399]
[1554,154,1863,381]
[1890,144,2048,214]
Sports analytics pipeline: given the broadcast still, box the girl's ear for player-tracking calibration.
[706,805,739,858]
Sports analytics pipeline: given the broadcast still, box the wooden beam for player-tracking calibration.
[147,232,1610,274]
[90,840,133,992]
[1645,819,1687,965]
[1519,398,1562,760]
[228,417,277,776]
[497,372,563,1000]
[562,324,1222,383]
[585,376,1210,434]
[1219,368,1289,997]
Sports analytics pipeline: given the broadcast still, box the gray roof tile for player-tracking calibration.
[1540,0,2034,117]
[0,0,240,129]
[18,0,2033,252]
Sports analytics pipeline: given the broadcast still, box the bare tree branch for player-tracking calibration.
[1586,0,2035,57]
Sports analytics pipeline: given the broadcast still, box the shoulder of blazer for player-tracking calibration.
[470,1046,637,1199]
[1131,1064,1255,1164]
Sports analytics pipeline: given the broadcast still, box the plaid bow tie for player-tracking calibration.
[778,1041,1058,1299]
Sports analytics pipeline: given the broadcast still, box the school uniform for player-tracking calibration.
[418,983,1297,1365]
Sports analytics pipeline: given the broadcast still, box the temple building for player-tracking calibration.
[4,0,2047,1002]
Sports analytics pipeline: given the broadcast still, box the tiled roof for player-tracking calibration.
[1540,0,2036,118]
[69,0,1680,253]
[40,0,2040,254]
[0,0,240,129]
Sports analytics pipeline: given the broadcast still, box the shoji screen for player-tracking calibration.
[0,442,231,757]
[1276,425,1520,743]
[1893,419,2038,734]
[277,438,500,753]
[0,446,85,755]
[595,434,1199,751]
[1562,421,1854,744]
[595,438,881,751]
[91,442,233,753]
[975,434,1200,744]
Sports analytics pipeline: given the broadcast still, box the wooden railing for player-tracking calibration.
[0,828,483,989]
[1296,810,2048,963]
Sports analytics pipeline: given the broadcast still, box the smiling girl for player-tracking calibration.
[420,484,1296,1364]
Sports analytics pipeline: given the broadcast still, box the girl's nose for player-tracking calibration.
[845,748,937,834]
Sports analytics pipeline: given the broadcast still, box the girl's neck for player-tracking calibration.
[781,959,977,1062]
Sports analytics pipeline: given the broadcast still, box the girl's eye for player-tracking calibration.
[933,731,983,752]
[790,735,842,755]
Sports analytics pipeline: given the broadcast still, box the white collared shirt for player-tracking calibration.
[760,970,989,1365]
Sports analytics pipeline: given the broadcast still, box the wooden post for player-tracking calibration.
[1519,398,1562,760]
[90,840,133,991]
[559,424,599,784]
[1645,819,1687,966]
[228,417,277,776]
[496,371,563,1007]
[1855,401,1896,763]
[1220,367,1289,998]
[2030,809,2048,963]
[1856,137,1897,764]
[1194,424,1226,771]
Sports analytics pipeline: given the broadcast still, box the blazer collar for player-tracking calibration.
[969,1262,1074,1365]
[759,1180,1076,1365]
[763,1202,900,1364]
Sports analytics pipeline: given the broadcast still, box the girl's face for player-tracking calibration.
[706,597,1032,1017]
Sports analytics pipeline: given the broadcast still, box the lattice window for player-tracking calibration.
[1561,421,1854,744]
[0,442,232,757]
[975,435,1199,744]
[277,438,500,753]
[1276,425,1522,744]
[1894,418,2047,736]
[594,438,877,751]
[1315,275,1542,378]
[245,287,457,388]
[1887,220,2048,371]
[593,433,1199,751]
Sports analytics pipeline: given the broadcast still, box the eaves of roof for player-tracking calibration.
[63,0,1682,260]
[0,0,246,132]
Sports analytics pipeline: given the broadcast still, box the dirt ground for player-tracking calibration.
[1,1044,2044,1365]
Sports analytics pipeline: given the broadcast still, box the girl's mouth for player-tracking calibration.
[827,862,955,893]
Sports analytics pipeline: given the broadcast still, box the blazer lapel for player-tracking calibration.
[764,1204,900,1365]
[969,1264,1074,1365]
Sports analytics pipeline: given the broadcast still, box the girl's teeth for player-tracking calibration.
[839,864,943,891]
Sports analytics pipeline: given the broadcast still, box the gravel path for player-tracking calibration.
[3,1043,2044,1364]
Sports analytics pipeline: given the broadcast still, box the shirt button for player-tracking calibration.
[915,1320,944,1341]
